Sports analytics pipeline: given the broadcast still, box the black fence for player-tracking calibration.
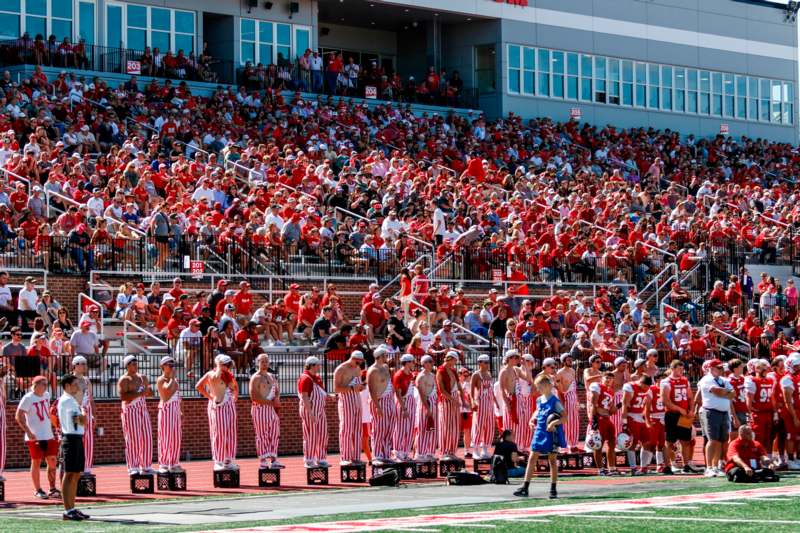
[0,39,234,85]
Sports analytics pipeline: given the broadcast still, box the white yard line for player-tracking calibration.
[654,505,700,510]
[501,519,553,523]
[575,515,800,525]
[699,501,744,506]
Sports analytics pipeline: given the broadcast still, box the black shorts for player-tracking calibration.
[60,434,85,473]
[155,235,169,244]
[664,411,692,443]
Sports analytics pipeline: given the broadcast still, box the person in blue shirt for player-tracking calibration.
[514,374,565,499]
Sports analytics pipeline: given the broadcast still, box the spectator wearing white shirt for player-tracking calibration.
[264,204,285,232]
[86,188,105,218]
[697,359,734,477]
[380,210,405,241]
[16,376,59,499]
[17,276,38,331]
[190,179,215,204]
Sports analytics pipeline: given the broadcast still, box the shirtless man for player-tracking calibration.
[117,355,154,475]
[334,351,365,466]
[499,350,523,442]
[250,353,283,469]
[516,354,537,447]
[555,353,579,452]
[470,354,498,459]
[437,351,461,460]
[196,354,239,471]
[0,362,7,481]
[643,349,659,378]
[584,354,603,415]
[71,356,95,474]
[415,355,437,461]
[612,357,631,434]
[393,354,417,461]
[368,347,396,465]
[156,356,183,473]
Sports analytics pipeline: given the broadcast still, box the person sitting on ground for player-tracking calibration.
[724,424,779,483]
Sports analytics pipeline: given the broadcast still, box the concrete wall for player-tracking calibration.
[318,23,397,57]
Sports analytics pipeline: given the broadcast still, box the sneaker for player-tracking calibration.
[304,460,318,468]
[226,462,240,471]
[142,467,156,475]
[662,466,674,476]
[0,475,5,482]
[598,468,610,476]
[169,465,185,473]
[372,458,385,466]
[259,459,270,469]
[62,510,83,521]
[703,468,717,478]
[270,460,285,469]
[128,468,139,475]
[549,488,558,499]
[683,464,702,474]
[631,467,645,476]
[464,452,473,459]
[340,460,352,466]
[318,460,330,468]
[75,510,90,520]
[48,488,62,499]
[213,462,226,472]
[656,465,665,473]
[786,460,800,470]
[158,466,170,474]
[34,489,48,500]
[513,487,529,497]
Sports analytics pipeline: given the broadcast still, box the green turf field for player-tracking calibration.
[2,476,799,532]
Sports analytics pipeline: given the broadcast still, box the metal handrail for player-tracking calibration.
[0,167,31,189]
[382,253,431,297]
[45,190,147,237]
[124,319,170,355]
[334,206,370,223]
[707,325,752,358]
[636,240,676,259]
[450,321,491,347]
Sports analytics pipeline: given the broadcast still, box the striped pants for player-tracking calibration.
[0,408,5,476]
[158,399,182,468]
[370,394,397,460]
[471,396,494,449]
[563,389,579,449]
[515,393,533,449]
[299,402,328,462]
[612,391,624,434]
[415,395,437,457]
[438,398,459,456]
[252,403,280,459]
[83,404,94,472]
[121,401,153,471]
[208,399,237,464]
[337,392,362,463]
[393,394,417,459]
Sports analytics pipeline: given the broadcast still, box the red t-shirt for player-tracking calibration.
[725,438,767,472]
[361,302,385,328]
[392,369,413,396]
[234,290,254,315]
[298,305,317,326]
[297,370,323,395]
[284,291,300,315]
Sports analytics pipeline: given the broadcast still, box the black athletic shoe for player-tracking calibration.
[75,510,90,520]
[513,487,529,497]
[662,466,674,475]
[62,510,84,521]
[683,465,702,474]
[549,489,558,499]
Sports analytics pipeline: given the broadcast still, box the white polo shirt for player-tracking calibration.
[698,374,733,412]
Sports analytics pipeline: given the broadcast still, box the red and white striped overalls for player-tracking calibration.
[471,373,495,450]
[299,379,328,463]
[337,376,362,463]
[158,389,182,469]
[121,396,153,471]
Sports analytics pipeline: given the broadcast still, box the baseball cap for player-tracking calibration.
[162,294,175,301]
[123,354,138,367]
[160,356,176,366]
[189,319,201,326]
[224,303,236,311]
[351,350,365,360]
[443,320,452,326]
[614,356,627,366]
[217,280,229,288]
[80,320,92,328]
[633,359,646,369]
[71,355,87,366]
[477,354,490,363]
[559,352,572,363]
[542,357,556,367]
[305,356,320,366]
[707,358,723,369]
[400,354,415,364]
[444,351,458,360]
[215,354,233,365]
[421,355,433,364]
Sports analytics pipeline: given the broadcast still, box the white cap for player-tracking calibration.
[123,354,138,367]
[646,348,658,358]
[305,356,321,366]
[542,357,556,367]
[162,293,175,301]
[444,351,459,360]
[477,354,490,363]
[160,356,176,366]
[559,352,572,363]
[614,356,627,367]
[773,355,787,363]
[421,355,434,364]
[351,350,365,360]
[503,349,520,362]
[71,355,87,366]
[400,354,415,364]
[215,354,233,365]
[374,347,388,358]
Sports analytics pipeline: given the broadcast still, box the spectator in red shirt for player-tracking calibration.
[296,295,318,341]
[234,321,262,361]
[284,283,301,318]
[234,281,254,318]
[361,293,386,344]
[168,277,185,300]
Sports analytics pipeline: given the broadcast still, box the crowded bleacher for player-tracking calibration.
[1,61,800,397]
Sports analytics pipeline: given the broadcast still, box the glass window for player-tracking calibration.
[175,33,193,53]
[648,65,659,109]
[552,51,564,98]
[723,74,734,117]
[152,31,169,52]
[635,63,646,107]
[0,13,19,39]
[241,19,256,42]
[260,21,273,45]
[51,0,72,19]
[241,42,255,64]
[736,75,746,119]
[106,4,121,47]
[623,82,633,106]
[712,72,722,94]
[51,19,71,40]
[700,92,710,114]
[567,53,578,75]
[127,28,146,50]
[26,16,45,39]
[151,8,170,32]
[79,2,94,45]
[27,0,46,17]
[538,49,549,72]
[567,75,578,99]
[699,70,710,92]
[277,23,290,45]
[594,56,606,103]
[622,60,633,83]
[259,43,273,64]
[175,11,194,34]
[507,45,520,93]
[581,56,592,101]
[295,28,310,59]
[688,70,698,91]
[523,70,534,94]
[2,0,20,13]
[675,87,685,112]
[552,51,564,74]
[522,47,534,70]
[127,5,147,28]
[687,91,697,113]
[713,94,722,116]
[537,49,550,97]
[675,68,685,89]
